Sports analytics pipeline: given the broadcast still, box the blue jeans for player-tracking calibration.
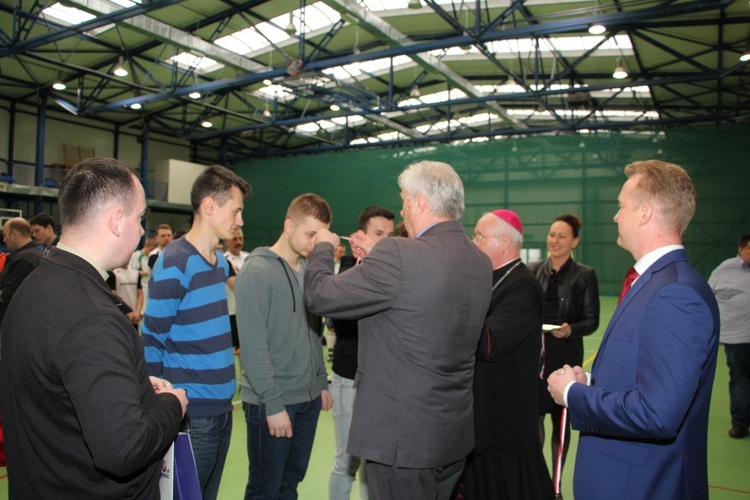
[244,397,322,499]
[182,412,233,500]
[725,343,750,426]
[329,373,368,500]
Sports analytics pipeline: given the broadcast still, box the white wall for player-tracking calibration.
[0,100,192,173]
[154,159,207,205]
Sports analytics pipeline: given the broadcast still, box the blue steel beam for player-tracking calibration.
[35,90,47,188]
[185,65,748,141]
[228,112,744,159]
[0,0,184,58]
[82,0,735,115]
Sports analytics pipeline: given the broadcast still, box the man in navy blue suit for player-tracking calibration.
[548,160,720,500]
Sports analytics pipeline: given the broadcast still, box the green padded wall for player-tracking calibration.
[235,123,749,295]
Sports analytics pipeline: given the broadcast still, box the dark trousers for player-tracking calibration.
[366,457,465,500]
[182,412,233,500]
[244,397,322,499]
[725,343,750,426]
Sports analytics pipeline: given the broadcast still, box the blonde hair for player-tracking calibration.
[624,160,695,236]
[286,193,332,224]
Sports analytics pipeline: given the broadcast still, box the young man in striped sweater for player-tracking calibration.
[142,165,251,500]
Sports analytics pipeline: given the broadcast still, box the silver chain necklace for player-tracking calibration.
[491,259,522,291]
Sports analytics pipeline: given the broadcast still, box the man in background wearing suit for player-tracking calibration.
[548,160,720,499]
[304,160,492,499]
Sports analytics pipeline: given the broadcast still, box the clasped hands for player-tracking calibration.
[547,364,587,406]
[149,376,189,416]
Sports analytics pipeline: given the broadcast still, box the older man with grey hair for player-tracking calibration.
[457,210,553,499]
[304,160,492,499]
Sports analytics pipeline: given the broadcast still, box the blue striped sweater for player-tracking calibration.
[142,237,235,418]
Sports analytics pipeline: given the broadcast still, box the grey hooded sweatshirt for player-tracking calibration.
[235,246,328,415]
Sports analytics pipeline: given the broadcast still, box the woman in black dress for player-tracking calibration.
[528,214,600,473]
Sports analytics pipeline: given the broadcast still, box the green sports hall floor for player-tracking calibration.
[1,296,748,499]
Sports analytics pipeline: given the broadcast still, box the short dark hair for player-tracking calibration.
[358,206,396,231]
[739,235,750,249]
[286,193,332,224]
[554,214,582,238]
[190,165,252,212]
[29,213,56,229]
[59,157,140,228]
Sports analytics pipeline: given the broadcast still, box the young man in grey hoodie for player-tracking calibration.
[235,193,333,499]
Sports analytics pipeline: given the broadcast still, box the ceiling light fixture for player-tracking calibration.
[263,102,271,118]
[330,104,340,111]
[285,13,296,35]
[189,91,201,99]
[263,79,272,86]
[52,71,67,90]
[740,41,750,61]
[113,56,128,77]
[612,57,628,79]
[408,0,421,9]
[201,121,213,128]
[130,102,142,110]
[588,23,606,35]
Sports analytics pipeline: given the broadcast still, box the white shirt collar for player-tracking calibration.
[633,244,684,276]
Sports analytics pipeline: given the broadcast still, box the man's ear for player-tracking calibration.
[201,196,215,216]
[283,218,294,235]
[413,193,428,216]
[109,206,124,238]
[639,202,653,226]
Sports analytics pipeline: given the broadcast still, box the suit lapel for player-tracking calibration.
[593,249,687,371]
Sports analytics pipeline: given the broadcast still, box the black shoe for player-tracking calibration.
[728,425,749,439]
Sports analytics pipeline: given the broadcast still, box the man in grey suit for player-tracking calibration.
[305,160,492,499]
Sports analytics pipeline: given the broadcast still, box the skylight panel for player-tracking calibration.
[216,21,289,56]
[255,22,289,45]
[324,66,359,80]
[481,35,632,57]
[459,113,497,125]
[169,53,220,71]
[300,3,342,30]
[359,0,406,11]
[399,97,422,107]
[215,35,254,55]
[322,56,412,82]
[297,123,322,133]
[376,131,402,141]
[268,3,341,35]
[418,89,467,104]
[258,84,294,101]
[109,0,142,7]
[42,3,96,25]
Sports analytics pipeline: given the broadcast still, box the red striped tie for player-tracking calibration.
[618,267,639,304]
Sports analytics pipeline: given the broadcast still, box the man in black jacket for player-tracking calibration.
[1,158,188,499]
[0,217,42,326]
